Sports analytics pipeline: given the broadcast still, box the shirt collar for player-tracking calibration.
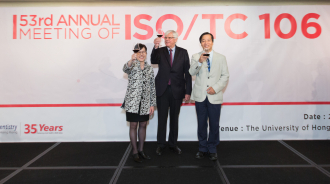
[209,50,214,59]
[202,49,213,57]
[167,46,176,52]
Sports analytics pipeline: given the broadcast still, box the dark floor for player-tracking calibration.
[0,140,330,184]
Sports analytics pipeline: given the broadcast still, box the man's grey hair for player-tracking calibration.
[165,30,178,39]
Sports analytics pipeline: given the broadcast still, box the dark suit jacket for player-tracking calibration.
[151,46,192,99]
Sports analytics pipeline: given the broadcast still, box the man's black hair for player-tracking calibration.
[199,32,214,43]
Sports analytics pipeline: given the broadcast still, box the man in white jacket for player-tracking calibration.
[189,32,229,161]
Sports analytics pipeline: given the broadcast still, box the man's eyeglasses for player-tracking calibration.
[164,37,175,40]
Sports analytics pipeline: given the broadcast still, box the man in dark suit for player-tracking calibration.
[151,30,192,155]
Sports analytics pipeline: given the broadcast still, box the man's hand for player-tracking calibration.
[206,87,216,95]
[149,106,154,115]
[185,94,191,102]
[154,37,161,49]
[199,54,209,63]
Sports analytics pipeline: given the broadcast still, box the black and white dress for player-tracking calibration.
[121,61,157,122]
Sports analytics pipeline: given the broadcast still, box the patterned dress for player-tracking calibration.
[121,61,157,121]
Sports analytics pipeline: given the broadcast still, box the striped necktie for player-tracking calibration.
[207,58,210,72]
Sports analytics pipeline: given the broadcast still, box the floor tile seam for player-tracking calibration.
[21,142,61,169]
[0,142,61,184]
[279,141,329,171]
[108,144,131,184]
[216,161,230,184]
[221,165,315,168]
[23,166,118,169]
[109,143,132,184]
[213,161,228,184]
[0,164,319,170]
[278,140,317,165]
[122,165,215,169]
[112,144,132,184]
[0,169,23,184]
[117,144,132,169]
[279,140,330,178]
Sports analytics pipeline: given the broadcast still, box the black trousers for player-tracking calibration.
[156,85,182,148]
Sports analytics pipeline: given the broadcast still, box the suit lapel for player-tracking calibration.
[163,48,171,66]
[172,46,180,69]
[209,52,218,76]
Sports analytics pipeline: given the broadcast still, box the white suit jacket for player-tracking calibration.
[189,51,229,104]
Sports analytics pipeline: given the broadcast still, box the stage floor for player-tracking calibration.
[0,140,330,184]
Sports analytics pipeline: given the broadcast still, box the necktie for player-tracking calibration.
[207,58,210,72]
[169,49,173,67]
[168,49,173,85]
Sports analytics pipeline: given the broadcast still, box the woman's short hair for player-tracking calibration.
[135,43,147,52]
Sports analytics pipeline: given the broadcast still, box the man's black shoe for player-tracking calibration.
[169,146,182,154]
[156,146,163,156]
[195,151,206,159]
[209,153,218,161]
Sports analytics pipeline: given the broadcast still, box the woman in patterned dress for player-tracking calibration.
[122,43,157,163]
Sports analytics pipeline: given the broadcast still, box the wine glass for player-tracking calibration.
[203,48,210,57]
[132,43,141,62]
[156,29,164,38]
[156,29,163,47]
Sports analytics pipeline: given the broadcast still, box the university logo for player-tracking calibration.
[0,124,18,135]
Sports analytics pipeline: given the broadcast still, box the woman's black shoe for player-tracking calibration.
[138,151,151,159]
[132,153,142,163]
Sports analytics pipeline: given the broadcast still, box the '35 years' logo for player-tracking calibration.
[24,124,63,134]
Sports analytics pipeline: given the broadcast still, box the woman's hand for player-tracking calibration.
[128,53,136,67]
[149,106,154,115]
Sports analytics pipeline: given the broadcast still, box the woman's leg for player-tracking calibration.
[129,122,138,154]
[138,121,147,151]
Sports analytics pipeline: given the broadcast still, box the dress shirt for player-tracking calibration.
[167,46,176,63]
